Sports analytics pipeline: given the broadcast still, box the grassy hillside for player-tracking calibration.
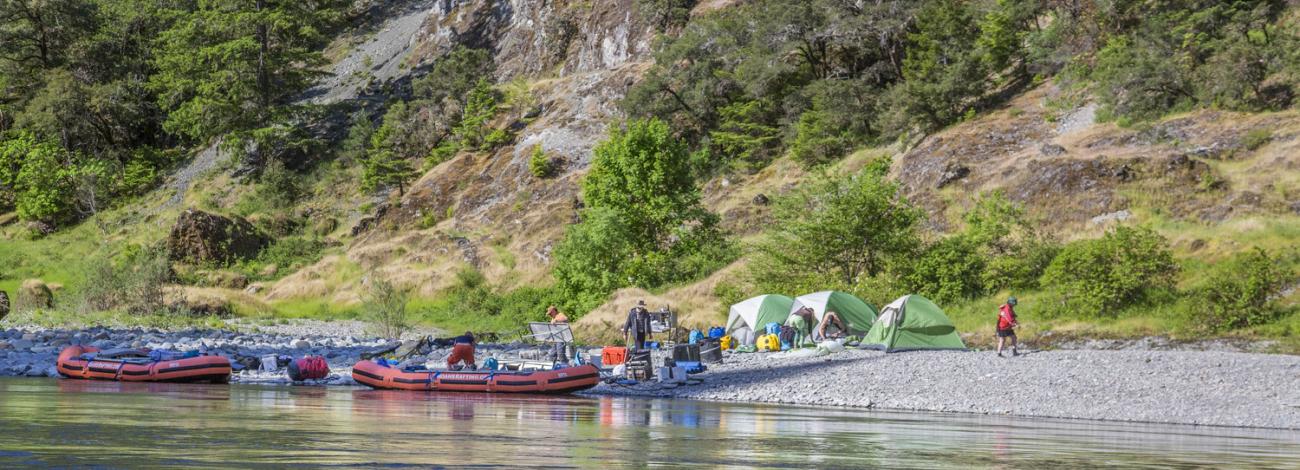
[2,1,1298,351]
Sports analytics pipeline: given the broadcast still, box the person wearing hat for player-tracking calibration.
[996,297,1019,357]
[623,300,653,351]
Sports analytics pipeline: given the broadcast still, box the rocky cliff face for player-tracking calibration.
[267,0,657,301]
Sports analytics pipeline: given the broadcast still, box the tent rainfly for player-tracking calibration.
[788,291,878,337]
[726,294,795,343]
[860,295,966,352]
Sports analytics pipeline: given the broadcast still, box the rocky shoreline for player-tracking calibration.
[584,347,1300,430]
[0,321,546,386]
[2,321,1297,430]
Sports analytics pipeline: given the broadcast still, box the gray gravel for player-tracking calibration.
[584,348,1300,430]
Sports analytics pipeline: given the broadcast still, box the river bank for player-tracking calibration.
[1,321,1297,429]
[585,347,1300,430]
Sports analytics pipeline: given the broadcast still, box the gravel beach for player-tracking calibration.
[584,347,1300,430]
[2,321,1297,429]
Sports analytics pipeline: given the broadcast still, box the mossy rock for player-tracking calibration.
[204,271,250,290]
[17,279,53,311]
[0,291,10,320]
[312,217,339,237]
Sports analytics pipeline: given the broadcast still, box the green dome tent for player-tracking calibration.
[788,291,878,336]
[861,295,966,352]
[726,294,794,344]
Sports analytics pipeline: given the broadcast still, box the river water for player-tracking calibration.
[0,378,1296,468]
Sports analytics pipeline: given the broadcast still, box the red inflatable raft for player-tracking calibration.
[351,360,600,394]
[57,345,231,384]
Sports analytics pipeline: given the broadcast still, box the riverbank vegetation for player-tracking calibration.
[1,0,1297,348]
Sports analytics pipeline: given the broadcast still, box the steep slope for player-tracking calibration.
[263,0,655,304]
[572,85,1300,340]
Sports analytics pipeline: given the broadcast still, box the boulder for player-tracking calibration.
[0,291,9,320]
[201,270,249,289]
[163,287,234,317]
[17,279,53,310]
[752,194,769,206]
[936,164,970,189]
[312,217,339,237]
[1040,143,1067,156]
[166,209,269,264]
[23,221,54,237]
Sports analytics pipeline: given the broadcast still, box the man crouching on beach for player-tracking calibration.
[997,297,1019,357]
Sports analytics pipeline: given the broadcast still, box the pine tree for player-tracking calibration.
[361,120,415,196]
[150,0,340,142]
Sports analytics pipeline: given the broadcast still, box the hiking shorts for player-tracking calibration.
[447,343,475,366]
[996,328,1016,338]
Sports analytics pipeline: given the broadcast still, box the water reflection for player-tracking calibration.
[0,378,1297,469]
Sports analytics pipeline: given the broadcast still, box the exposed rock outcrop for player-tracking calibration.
[166,209,269,265]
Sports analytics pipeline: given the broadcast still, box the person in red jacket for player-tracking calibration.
[997,297,1019,357]
[447,332,477,370]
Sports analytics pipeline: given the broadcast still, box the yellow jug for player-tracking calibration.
[720,335,732,350]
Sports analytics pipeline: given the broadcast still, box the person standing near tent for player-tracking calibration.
[623,300,653,351]
[790,306,816,344]
[547,305,570,363]
[996,297,1019,357]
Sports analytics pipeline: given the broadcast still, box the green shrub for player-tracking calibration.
[455,79,499,150]
[255,158,302,207]
[752,159,922,294]
[1195,248,1289,331]
[121,159,159,196]
[364,277,412,339]
[708,99,780,171]
[982,240,1059,291]
[1040,226,1178,316]
[417,267,566,332]
[528,145,556,178]
[481,128,513,150]
[905,236,986,304]
[412,47,494,106]
[1242,129,1273,151]
[554,118,730,304]
[428,138,459,167]
[1,135,77,223]
[712,281,748,311]
[78,245,171,315]
[239,236,327,279]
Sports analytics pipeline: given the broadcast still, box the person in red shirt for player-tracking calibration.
[997,297,1019,357]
